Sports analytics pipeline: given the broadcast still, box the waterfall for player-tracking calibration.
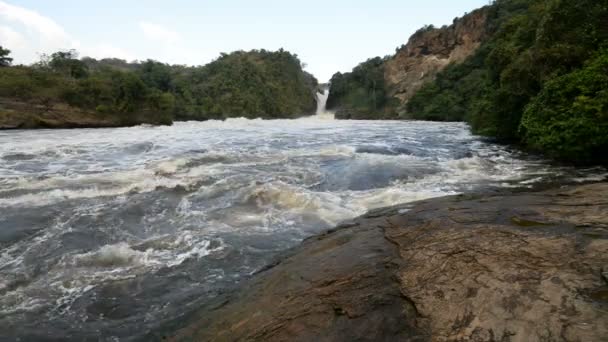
[314,88,334,120]
[316,89,329,115]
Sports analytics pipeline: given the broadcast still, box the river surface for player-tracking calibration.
[0,118,605,341]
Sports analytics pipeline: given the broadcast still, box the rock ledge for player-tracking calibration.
[170,183,608,341]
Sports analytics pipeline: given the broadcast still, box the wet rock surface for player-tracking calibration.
[167,183,608,341]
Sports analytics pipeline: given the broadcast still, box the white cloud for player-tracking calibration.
[0,0,73,63]
[139,21,181,44]
[0,2,195,66]
[0,1,136,64]
[0,24,25,49]
[0,0,70,44]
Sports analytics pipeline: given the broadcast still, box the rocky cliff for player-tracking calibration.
[164,182,608,341]
[385,7,489,110]
[327,7,490,118]
[0,98,169,129]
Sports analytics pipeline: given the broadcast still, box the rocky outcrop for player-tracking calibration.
[0,98,169,129]
[326,7,490,120]
[385,7,489,109]
[167,183,608,341]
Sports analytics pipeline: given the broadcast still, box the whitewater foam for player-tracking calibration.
[74,243,152,268]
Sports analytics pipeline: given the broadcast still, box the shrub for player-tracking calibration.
[520,51,608,163]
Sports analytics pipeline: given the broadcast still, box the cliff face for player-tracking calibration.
[0,98,171,129]
[385,7,489,109]
[327,7,490,119]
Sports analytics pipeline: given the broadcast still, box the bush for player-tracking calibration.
[520,51,608,163]
[326,57,395,117]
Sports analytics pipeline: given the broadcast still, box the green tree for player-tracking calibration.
[138,60,173,92]
[41,50,89,79]
[0,46,13,67]
[327,57,396,119]
[520,50,608,163]
[172,49,317,120]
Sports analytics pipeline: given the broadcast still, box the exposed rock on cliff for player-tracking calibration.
[0,98,170,129]
[168,183,608,341]
[327,8,489,118]
[385,7,488,109]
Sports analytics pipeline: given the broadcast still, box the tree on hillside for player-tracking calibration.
[38,49,89,79]
[138,60,174,92]
[326,57,391,115]
[0,46,13,67]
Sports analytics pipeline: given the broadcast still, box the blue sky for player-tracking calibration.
[1,0,489,81]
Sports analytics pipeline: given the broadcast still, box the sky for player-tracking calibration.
[0,0,490,81]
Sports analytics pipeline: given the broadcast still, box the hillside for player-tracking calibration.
[328,0,608,164]
[386,7,489,110]
[0,49,318,129]
[327,6,489,119]
[408,0,608,164]
[172,49,318,120]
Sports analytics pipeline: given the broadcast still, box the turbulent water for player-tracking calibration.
[0,118,605,340]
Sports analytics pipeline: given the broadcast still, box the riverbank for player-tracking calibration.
[166,182,608,341]
[0,49,318,129]
[0,98,170,129]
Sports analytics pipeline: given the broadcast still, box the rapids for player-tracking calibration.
[0,118,605,340]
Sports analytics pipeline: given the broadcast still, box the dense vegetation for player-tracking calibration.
[326,57,398,119]
[407,0,608,163]
[171,50,317,120]
[0,48,317,127]
[521,51,608,162]
[326,0,607,163]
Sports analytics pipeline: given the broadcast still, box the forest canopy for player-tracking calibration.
[0,47,318,126]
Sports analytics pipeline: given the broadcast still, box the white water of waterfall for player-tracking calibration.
[314,90,334,120]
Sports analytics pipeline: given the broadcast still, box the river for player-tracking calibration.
[0,117,605,340]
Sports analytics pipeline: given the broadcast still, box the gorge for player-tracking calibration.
[0,0,607,341]
[327,0,608,164]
